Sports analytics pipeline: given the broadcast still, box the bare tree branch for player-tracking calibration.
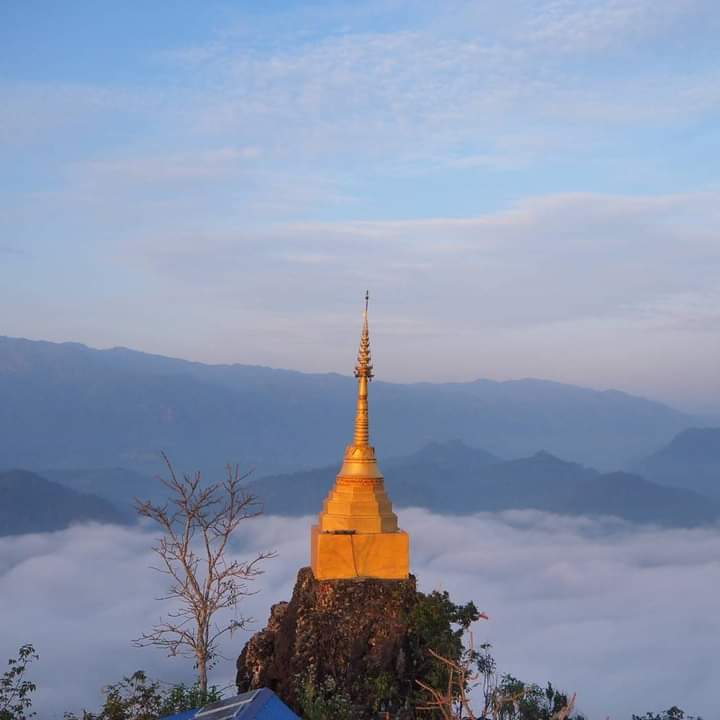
[133,453,276,691]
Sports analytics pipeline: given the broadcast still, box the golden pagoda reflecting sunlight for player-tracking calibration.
[310,292,410,579]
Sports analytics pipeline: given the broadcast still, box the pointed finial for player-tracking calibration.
[352,292,373,446]
[355,291,373,380]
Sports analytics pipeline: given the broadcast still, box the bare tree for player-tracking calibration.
[134,453,276,692]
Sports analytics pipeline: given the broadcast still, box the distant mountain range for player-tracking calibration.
[248,441,720,528]
[635,428,720,498]
[0,335,696,476]
[3,434,719,535]
[40,466,169,507]
[0,469,128,536]
[2,335,718,536]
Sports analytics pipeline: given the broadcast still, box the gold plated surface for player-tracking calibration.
[311,292,410,580]
[311,524,410,580]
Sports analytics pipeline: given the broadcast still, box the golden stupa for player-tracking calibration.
[310,293,410,580]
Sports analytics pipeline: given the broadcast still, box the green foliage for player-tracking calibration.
[63,671,222,720]
[632,708,703,720]
[366,671,400,714]
[0,644,38,720]
[491,676,580,720]
[407,589,482,706]
[159,682,222,715]
[296,671,353,720]
[407,592,584,720]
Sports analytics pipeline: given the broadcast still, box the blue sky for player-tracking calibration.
[1,0,719,411]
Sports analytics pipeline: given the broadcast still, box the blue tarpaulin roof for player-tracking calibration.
[162,710,197,720]
[160,689,299,720]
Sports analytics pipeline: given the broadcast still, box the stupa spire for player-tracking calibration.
[352,291,373,447]
[310,292,410,580]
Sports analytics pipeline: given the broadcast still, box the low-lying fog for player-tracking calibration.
[2,510,718,719]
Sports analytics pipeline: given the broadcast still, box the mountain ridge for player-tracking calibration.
[8,436,719,532]
[247,441,719,528]
[0,469,129,536]
[0,335,694,476]
[636,427,720,498]
[0,334,685,403]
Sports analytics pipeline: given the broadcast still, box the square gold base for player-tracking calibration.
[310,524,410,580]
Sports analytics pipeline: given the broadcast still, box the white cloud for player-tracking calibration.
[524,0,698,54]
[133,191,720,335]
[1,512,719,719]
[5,2,716,162]
[153,0,718,167]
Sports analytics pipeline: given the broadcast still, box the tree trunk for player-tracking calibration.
[198,653,208,693]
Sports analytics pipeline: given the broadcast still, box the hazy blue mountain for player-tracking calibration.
[565,471,718,526]
[6,440,716,530]
[635,428,720,498]
[248,441,503,516]
[0,469,129,536]
[0,335,693,477]
[465,460,718,526]
[384,438,501,472]
[250,442,720,527]
[41,467,165,508]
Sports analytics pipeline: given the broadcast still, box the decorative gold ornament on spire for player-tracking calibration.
[310,292,410,580]
[352,290,373,447]
[355,291,373,378]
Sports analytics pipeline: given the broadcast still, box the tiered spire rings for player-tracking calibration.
[353,291,373,447]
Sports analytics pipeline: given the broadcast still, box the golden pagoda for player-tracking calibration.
[310,293,410,580]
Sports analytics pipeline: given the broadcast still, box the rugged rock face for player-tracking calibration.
[236,566,418,716]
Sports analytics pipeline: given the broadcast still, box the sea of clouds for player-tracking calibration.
[1,510,719,719]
